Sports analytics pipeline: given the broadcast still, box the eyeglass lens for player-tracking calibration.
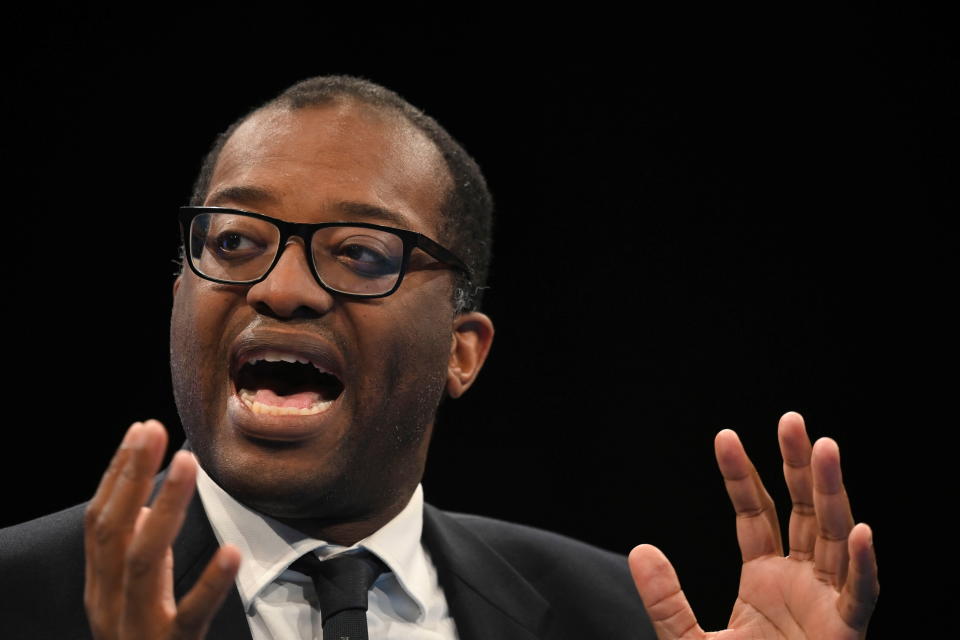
[188,212,405,295]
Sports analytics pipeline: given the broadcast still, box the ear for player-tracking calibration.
[446,311,495,398]
[173,274,182,296]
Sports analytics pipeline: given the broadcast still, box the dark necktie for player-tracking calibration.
[290,550,386,640]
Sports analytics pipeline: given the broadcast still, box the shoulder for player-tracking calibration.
[426,506,652,637]
[0,503,91,639]
[0,501,88,574]
[442,510,632,580]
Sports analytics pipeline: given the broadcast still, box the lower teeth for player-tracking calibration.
[238,389,332,416]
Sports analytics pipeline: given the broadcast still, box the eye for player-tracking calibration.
[211,232,264,259]
[335,241,401,277]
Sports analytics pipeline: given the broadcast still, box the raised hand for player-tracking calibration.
[84,420,242,640]
[629,412,879,639]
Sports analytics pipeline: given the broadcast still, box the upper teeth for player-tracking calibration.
[247,350,329,373]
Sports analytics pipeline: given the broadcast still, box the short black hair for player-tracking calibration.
[189,75,493,313]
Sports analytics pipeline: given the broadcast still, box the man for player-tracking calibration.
[0,76,879,639]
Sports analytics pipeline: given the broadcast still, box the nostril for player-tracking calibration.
[252,300,322,320]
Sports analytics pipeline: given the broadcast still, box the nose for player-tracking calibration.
[246,239,335,319]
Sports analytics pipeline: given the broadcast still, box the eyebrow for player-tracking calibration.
[206,185,278,208]
[332,202,413,230]
[205,186,414,230]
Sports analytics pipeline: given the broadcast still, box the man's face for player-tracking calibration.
[170,102,460,526]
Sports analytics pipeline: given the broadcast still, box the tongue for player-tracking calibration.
[252,388,322,409]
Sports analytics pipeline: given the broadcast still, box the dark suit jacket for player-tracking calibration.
[1,488,655,639]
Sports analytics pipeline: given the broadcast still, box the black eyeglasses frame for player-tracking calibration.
[178,206,472,299]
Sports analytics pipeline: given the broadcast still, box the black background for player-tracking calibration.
[5,4,954,635]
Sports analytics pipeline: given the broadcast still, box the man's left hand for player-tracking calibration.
[629,411,879,639]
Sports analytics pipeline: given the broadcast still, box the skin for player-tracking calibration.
[170,102,493,543]
[84,101,495,639]
[629,412,879,639]
[82,101,878,639]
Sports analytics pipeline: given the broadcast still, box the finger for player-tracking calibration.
[162,547,176,613]
[89,421,168,614]
[87,422,143,535]
[715,429,783,561]
[84,421,166,630]
[777,412,817,561]
[142,502,179,616]
[629,544,705,640]
[811,437,855,589]
[85,422,143,616]
[131,505,176,611]
[837,523,879,632]
[133,505,152,536]
[169,546,242,640]
[123,451,198,625]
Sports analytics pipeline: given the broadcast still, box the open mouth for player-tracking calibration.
[234,351,344,416]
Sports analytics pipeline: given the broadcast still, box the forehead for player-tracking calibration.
[208,101,450,235]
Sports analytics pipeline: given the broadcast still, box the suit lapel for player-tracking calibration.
[159,463,550,640]
[169,485,253,640]
[423,504,551,640]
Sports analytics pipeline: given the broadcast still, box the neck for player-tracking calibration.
[275,511,395,546]
[195,459,420,547]
[273,488,415,546]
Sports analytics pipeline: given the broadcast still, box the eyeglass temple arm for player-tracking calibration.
[415,235,472,280]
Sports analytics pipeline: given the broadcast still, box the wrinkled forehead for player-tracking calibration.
[209,100,452,236]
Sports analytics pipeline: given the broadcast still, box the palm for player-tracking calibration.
[725,555,857,639]
[629,412,879,640]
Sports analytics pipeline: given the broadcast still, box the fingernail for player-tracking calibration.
[122,423,143,448]
[128,423,148,449]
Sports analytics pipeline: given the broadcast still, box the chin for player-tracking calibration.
[200,443,379,522]
[225,476,344,520]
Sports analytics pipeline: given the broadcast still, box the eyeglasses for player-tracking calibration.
[179,206,471,298]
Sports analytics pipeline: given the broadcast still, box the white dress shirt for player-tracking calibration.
[195,466,459,640]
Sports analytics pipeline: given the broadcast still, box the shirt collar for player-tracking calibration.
[195,465,431,620]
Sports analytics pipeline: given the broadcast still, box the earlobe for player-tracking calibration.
[446,312,495,398]
[172,275,182,297]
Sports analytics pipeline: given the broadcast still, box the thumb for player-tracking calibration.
[629,544,705,640]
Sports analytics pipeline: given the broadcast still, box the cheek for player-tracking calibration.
[360,284,451,349]
[352,293,453,409]
[172,281,213,363]
[173,278,238,347]
[170,279,242,409]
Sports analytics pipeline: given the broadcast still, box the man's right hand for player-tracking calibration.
[84,420,241,640]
